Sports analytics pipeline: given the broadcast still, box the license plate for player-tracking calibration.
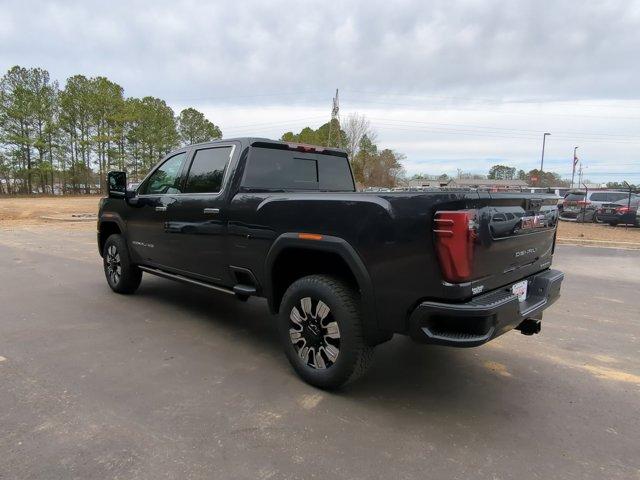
[512,280,528,302]
[605,209,613,214]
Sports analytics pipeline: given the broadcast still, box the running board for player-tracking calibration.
[138,266,234,295]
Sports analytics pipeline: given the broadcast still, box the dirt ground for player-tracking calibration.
[556,220,640,247]
[0,196,100,227]
[1,196,639,247]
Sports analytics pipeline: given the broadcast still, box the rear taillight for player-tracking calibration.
[434,210,478,283]
[616,206,630,213]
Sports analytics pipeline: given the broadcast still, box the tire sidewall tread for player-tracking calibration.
[278,274,373,389]
[103,234,142,294]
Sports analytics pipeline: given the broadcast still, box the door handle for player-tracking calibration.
[155,206,167,212]
[203,208,220,214]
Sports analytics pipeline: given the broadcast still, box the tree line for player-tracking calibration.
[0,65,221,195]
[413,164,570,188]
[0,65,406,194]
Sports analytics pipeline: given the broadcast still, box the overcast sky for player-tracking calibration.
[2,0,639,182]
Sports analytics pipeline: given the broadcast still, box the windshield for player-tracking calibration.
[565,193,585,202]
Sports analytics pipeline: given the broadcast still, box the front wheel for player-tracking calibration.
[278,275,374,389]
[103,234,142,294]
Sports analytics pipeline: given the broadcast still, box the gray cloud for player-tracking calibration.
[2,0,639,182]
[1,0,639,102]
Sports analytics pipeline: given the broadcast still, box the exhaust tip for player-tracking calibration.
[516,318,541,336]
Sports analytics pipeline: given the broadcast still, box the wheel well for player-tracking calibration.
[270,248,359,313]
[99,222,121,255]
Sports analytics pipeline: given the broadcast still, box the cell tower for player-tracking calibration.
[327,89,340,147]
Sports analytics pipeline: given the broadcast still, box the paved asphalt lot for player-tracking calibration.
[0,226,639,480]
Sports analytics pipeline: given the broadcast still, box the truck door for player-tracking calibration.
[127,151,187,266]
[162,145,235,285]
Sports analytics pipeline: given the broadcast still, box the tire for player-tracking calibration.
[102,234,142,294]
[608,222,618,227]
[278,275,374,389]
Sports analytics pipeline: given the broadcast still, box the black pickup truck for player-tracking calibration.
[99,138,564,388]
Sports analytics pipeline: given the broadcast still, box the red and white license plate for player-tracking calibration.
[512,280,528,302]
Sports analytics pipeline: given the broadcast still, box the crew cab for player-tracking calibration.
[99,138,564,388]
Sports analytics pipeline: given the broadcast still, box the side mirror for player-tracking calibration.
[107,171,127,198]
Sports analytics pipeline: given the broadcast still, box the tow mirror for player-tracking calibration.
[107,171,127,198]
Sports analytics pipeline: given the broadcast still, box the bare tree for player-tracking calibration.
[341,113,376,160]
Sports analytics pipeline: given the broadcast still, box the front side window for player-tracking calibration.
[184,147,232,193]
[142,152,186,195]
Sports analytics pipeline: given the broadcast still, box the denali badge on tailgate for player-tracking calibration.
[515,248,537,258]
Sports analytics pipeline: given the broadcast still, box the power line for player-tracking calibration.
[342,89,640,111]
[341,97,640,121]
[168,90,327,103]
[367,117,640,140]
[366,121,640,145]
[222,115,328,133]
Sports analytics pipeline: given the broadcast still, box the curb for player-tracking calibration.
[40,214,97,222]
[557,238,640,250]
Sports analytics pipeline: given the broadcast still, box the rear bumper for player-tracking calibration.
[409,269,564,347]
[598,212,636,224]
[560,210,593,221]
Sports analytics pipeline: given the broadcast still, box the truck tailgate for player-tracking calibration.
[433,192,558,295]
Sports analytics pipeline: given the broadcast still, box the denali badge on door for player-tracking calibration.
[512,280,528,302]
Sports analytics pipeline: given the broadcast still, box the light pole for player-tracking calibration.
[540,132,551,175]
[571,146,579,189]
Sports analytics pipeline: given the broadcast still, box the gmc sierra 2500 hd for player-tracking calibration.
[99,137,564,388]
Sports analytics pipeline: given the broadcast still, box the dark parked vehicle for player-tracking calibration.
[98,138,564,388]
[561,190,633,222]
[598,196,640,226]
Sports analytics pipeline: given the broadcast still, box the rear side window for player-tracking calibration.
[616,197,640,206]
[184,147,232,193]
[590,193,607,202]
[608,192,629,202]
[565,193,585,202]
[242,147,355,192]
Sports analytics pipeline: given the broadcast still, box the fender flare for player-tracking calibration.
[264,233,378,331]
[97,212,127,255]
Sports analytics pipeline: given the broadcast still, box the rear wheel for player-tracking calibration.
[278,275,373,389]
[608,221,618,227]
[103,234,142,294]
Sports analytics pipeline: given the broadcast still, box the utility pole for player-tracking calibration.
[539,133,551,184]
[327,89,340,147]
[571,146,579,189]
[578,163,584,187]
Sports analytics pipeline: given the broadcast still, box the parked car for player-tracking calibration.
[597,196,640,226]
[561,190,634,222]
[98,137,564,388]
